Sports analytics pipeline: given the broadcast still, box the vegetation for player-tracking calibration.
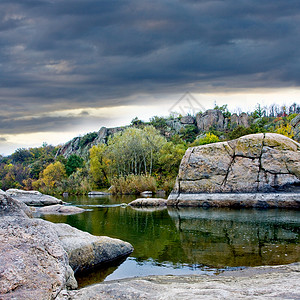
[0,103,299,195]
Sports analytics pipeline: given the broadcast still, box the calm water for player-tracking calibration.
[42,195,300,287]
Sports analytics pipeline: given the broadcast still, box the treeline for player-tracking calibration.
[0,103,299,195]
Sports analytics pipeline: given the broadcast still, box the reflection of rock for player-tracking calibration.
[52,223,134,274]
[169,133,300,207]
[69,264,300,300]
[38,204,85,215]
[129,198,167,207]
[167,207,300,268]
[6,189,63,206]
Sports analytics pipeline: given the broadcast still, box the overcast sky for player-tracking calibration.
[1,0,300,155]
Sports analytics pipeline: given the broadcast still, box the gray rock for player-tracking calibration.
[69,264,300,300]
[0,194,77,299]
[129,198,167,207]
[180,115,195,124]
[167,192,300,208]
[6,189,63,206]
[230,113,239,129]
[196,109,224,131]
[291,114,300,142]
[169,133,300,201]
[140,190,153,196]
[239,112,250,127]
[88,191,111,196]
[38,204,85,215]
[52,223,134,274]
[0,190,32,218]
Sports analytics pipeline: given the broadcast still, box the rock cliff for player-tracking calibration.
[169,133,300,197]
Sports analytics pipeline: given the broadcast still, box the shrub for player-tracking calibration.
[110,175,157,195]
[190,133,220,146]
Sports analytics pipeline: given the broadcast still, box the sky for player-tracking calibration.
[1,0,300,155]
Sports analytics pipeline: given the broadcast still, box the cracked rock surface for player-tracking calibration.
[172,133,300,194]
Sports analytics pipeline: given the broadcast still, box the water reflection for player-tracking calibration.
[42,195,300,286]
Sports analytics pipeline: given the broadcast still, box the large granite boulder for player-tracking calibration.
[169,133,300,202]
[52,223,134,274]
[6,189,63,206]
[0,192,77,299]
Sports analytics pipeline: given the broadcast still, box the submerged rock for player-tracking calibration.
[52,223,134,274]
[169,133,300,201]
[6,189,63,206]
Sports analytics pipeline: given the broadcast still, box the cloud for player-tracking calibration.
[0,0,300,138]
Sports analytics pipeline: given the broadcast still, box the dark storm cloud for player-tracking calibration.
[1,0,300,134]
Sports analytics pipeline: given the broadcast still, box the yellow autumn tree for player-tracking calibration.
[41,161,67,189]
[89,144,109,188]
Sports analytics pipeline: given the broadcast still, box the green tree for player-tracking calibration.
[65,154,84,176]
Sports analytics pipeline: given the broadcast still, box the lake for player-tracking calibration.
[42,195,300,288]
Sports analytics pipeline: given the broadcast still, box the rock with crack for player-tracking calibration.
[168,133,300,207]
[5,188,63,206]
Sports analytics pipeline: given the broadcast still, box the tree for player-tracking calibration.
[65,154,84,176]
[106,126,166,177]
[89,144,109,188]
[40,161,67,189]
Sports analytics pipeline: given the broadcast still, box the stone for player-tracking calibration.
[230,113,239,128]
[88,191,111,196]
[38,204,85,215]
[169,133,300,200]
[0,193,77,299]
[291,114,300,142]
[6,189,63,206]
[0,190,32,218]
[180,115,195,124]
[196,109,224,131]
[52,223,134,274]
[69,264,300,300]
[140,190,153,196]
[129,198,167,207]
[239,112,250,127]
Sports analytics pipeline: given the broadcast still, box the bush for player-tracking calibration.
[190,133,220,146]
[110,175,157,195]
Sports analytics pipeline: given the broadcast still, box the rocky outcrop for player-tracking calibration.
[180,115,195,124]
[56,126,126,158]
[38,204,85,215]
[69,264,300,300]
[6,189,63,206]
[169,133,300,206]
[196,109,224,131]
[0,192,77,299]
[291,113,300,142]
[52,223,134,274]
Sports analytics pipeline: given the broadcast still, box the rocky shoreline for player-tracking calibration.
[69,263,300,299]
[0,190,133,299]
